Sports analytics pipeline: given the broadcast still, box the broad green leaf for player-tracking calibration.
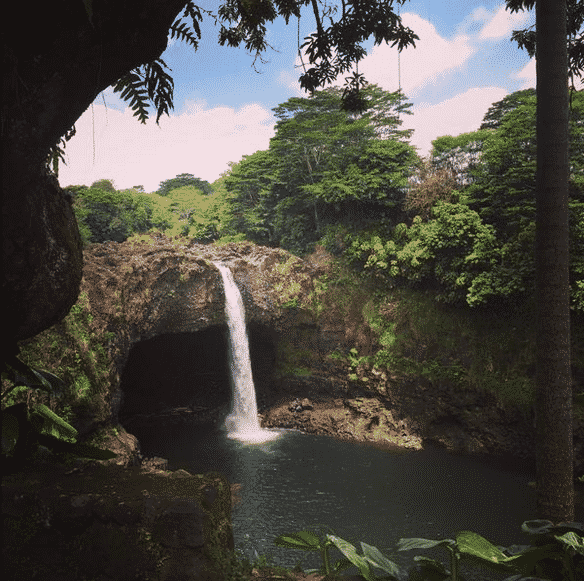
[361,542,406,581]
[554,531,584,556]
[4,357,52,391]
[274,531,322,551]
[30,404,78,442]
[503,544,562,575]
[521,520,555,535]
[332,557,354,573]
[412,556,451,580]
[456,530,513,569]
[327,535,375,581]
[397,537,455,551]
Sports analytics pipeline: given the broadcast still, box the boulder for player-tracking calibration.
[2,462,234,581]
[3,169,83,342]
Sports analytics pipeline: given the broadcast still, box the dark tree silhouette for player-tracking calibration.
[534,0,574,523]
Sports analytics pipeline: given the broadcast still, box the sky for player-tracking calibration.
[57,0,579,193]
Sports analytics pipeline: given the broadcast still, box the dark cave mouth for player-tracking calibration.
[118,324,277,424]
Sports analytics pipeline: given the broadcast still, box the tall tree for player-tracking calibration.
[157,173,213,196]
[267,86,417,253]
[507,0,583,522]
[534,0,574,524]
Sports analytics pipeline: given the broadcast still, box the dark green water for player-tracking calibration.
[128,421,574,577]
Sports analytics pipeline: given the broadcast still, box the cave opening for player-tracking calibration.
[118,324,277,426]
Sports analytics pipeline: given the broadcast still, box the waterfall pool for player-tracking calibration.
[128,421,576,579]
[128,263,581,579]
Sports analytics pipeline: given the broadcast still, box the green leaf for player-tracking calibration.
[3,357,52,391]
[332,557,354,573]
[554,531,584,556]
[274,531,323,551]
[456,531,514,570]
[504,543,563,575]
[327,535,375,581]
[412,556,451,579]
[521,520,555,535]
[29,404,78,442]
[361,542,406,581]
[397,537,456,551]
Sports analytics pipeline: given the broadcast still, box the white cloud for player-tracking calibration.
[478,4,531,41]
[359,13,475,96]
[512,57,583,91]
[59,100,275,192]
[276,68,305,96]
[279,12,475,98]
[402,87,509,157]
[513,58,535,89]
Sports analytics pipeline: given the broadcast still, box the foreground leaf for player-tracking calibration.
[554,531,584,556]
[456,530,514,570]
[327,535,374,581]
[361,542,407,581]
[3,357,52,391]
[30,404,78,441]
[397,537,456,551]
[274,531,323,551]
[411,556,451,581]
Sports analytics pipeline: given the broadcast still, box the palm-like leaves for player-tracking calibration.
[112,58,174,125]
[113,1,203,125]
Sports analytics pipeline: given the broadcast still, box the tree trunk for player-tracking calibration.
[535,0,574,523]
[2,0,188,343]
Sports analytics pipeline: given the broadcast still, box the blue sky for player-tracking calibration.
[59,0,573,193]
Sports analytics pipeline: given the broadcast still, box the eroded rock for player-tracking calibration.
[3,170,83,342]
[2,461,234,581]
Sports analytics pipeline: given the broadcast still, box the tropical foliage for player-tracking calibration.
[343,89,584,310]
[273,520,584,581]
[225,85,417,254]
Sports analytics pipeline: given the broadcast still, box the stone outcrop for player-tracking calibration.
[3,170,83,343]
[78,235,337,425]
[4,0,191,344]
[72,234,583,471]
[2,460,234,581]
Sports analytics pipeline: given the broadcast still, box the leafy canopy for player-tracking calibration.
[225,85,418,254]
[110,0,419,125]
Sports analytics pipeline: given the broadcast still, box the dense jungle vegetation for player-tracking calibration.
[6,85,583,469]
[65,86,584,313]
[46,85,583,422]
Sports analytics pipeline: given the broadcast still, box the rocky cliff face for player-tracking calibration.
[3,170,83,343]
[75,234,582,473]
[79,235,345,426]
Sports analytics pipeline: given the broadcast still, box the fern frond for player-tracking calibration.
[46,124,76,177]
[170,20,199,49]
[112,59,174,125]
[144,59,175,123]
[112,71,150,124]
[181,0,203,39]
[170,1,204,48]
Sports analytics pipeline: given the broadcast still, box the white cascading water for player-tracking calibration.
[215,263,280,442]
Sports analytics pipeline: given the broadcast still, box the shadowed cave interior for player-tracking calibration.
[119,324,277,422]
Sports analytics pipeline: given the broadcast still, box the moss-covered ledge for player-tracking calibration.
[2,459,234,580]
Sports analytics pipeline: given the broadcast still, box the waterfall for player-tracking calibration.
[215,263,280,442]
